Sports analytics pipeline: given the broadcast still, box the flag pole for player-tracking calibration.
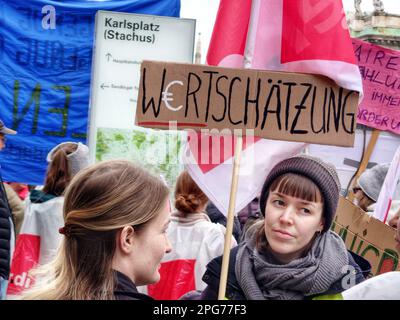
[348,129,380,202]
[217,134,242,300]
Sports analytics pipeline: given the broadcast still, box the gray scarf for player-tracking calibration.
[235,222,349,300]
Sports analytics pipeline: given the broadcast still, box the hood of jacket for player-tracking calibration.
[29,190,58,203]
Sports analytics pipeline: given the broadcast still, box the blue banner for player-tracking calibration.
[0,0,180,185]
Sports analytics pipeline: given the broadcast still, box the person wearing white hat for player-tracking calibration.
[353,163,400,224]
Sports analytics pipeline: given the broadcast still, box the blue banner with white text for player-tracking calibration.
[0,0,180,184]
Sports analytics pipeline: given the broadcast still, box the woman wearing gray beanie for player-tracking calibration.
[192,155,370,300]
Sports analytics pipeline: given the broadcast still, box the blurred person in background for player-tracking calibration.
[0,119,17,299]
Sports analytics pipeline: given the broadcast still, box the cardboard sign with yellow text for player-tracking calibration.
[136,61,359,146]
[332,197,399,276]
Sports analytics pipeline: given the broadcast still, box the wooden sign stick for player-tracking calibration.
[348,129,380,201]
[217,135,243,300]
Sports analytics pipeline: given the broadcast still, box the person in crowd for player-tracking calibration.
[0,120,17,299]
[21,160,172,300]
[353,163,400,222]
[0,185,11,300]
[7,183,29,201]
[192,155,370,300]
[148,170,236,300]
[0,122,24,234]
[238,197,262,242]
[3,183,24,235]
[394,213,400,254]
[237,197,260,229]
[389,207,400,229]
[16,142,89,267]
[206,202,241,242]
[5,182,29,235]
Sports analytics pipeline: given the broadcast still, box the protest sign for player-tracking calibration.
[353,38,400,134]
[332,197,399,276]
[0,0,180,185]
[136,61,359,146]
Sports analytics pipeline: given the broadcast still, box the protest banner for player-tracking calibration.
[0,0,180,185]
[89,11,194,189]
[332,197,400,276]
[136,60,360,146]
[353,38,400,134]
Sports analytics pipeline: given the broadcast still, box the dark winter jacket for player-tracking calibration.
[113,270,154,300]
[197,246,371,300]
[206,203,242,242]
[0,180,12,280]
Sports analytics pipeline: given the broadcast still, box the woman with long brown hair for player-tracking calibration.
[21,160,171,300]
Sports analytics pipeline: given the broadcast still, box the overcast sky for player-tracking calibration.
[180,0,400,63]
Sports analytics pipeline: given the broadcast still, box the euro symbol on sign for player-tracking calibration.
[162,80,183,111]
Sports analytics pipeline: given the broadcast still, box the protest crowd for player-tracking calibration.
[1,0,400,302]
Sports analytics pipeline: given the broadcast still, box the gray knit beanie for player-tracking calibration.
[259,155,341,232]
[358,163,390,202]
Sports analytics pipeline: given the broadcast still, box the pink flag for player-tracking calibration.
[206,0,251,68]
[183,0,361,216]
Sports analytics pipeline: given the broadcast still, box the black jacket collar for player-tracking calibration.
[113,270,154,300]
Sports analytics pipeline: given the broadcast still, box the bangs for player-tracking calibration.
[269,173,323,203]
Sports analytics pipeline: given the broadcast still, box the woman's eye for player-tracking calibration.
[273,199,285,206]
[300,208,311,215]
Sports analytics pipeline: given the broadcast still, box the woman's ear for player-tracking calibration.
[318,218,325,233]
[117,226,135,255]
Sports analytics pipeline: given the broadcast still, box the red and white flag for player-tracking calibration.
[183,0,362,216]
[245,0,362,92]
